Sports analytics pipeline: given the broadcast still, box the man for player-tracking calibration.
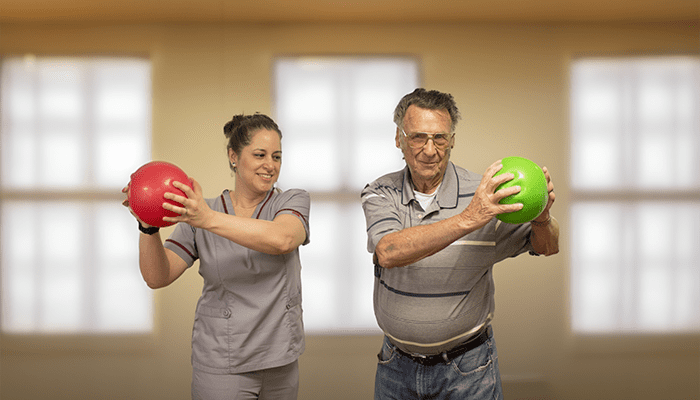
[361,88,559,400]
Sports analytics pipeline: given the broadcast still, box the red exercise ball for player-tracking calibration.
[128,161,192,227]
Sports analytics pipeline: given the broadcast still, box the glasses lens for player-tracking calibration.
[408,133,427,148]
[433,134,449,146]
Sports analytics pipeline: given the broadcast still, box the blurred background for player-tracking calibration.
[0,1,698,399]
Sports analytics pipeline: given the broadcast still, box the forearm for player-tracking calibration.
[138,232,174,288]
[530,215,560,256]
[375,213,480,269]
[204,212,304,255]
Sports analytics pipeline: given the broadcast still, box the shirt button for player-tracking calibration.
[222,309,231,318]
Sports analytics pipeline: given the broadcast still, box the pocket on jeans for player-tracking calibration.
[377,338,397,365]
[450,340,493,376]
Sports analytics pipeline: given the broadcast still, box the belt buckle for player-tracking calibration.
[408,351,431,365]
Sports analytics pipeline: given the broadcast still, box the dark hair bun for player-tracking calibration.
[223,115,248,139]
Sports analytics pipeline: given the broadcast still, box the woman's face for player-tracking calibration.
[229,129,282,195]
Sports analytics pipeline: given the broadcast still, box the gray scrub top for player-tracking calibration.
[164,187,310,374]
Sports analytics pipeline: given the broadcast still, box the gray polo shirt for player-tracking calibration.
[165,187,310,374]
[361,162,534,355]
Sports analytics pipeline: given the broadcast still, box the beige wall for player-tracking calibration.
[1,21,698,400]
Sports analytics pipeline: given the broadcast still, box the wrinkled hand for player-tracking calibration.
[121,183,151,227]
[533,166,556,223]
[462,160,524,227]
[162,178,214,229]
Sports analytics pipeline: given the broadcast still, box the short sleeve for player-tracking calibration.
[273,188,311,246]
[360,182,403,254]
[164,222,199,267]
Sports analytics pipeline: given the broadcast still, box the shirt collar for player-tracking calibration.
[400,161,459,209]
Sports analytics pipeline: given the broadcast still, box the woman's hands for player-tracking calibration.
[162,178,215,229]
[121,183,152,228]
[123,176,211,229]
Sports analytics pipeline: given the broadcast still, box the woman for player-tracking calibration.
[123,113,310,400]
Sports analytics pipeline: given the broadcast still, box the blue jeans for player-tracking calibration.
[374,331,503,400]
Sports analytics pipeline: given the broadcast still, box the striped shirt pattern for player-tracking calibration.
[361,162,533,355]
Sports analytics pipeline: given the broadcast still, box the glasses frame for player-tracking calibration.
[400,128,454,149]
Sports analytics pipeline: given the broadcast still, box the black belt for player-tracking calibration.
[394,326,491,366]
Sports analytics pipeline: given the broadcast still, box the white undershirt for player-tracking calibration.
[414,185,439,211]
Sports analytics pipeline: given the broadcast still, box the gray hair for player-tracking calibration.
[393,88,461,132]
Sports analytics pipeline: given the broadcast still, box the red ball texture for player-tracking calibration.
[128,161,192,227]
[493,156,548,224]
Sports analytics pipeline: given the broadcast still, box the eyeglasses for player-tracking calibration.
[400,128,454,149]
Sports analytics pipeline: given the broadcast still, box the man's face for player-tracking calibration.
[395,105,454,194]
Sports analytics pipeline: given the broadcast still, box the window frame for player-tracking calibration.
[0,54,156,351]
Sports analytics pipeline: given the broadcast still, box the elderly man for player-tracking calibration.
[361,88,559,400]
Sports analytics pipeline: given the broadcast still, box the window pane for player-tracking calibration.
[571,57,700,191]
[281,140,340,192]
[2,58,36,120]
[636,203,700,332]
[571,135,621,190]
[276,61,337,125]
[41,131,86,188]
[1,203,39,332]
[275,57,416,193]
[94,60,151,123]
[300,202,342,330]
[95,203,152,333]
[570,203,622,332]
[1,57,151,190]
[95,132,150,189]
[1,201,151,334]
[1,127,37,188]
[570,201,700,333]
[300,201,376,333]
[343,203,376,331]
[38,60,84,121]
[41,202,84,332]
[351,134,404,190]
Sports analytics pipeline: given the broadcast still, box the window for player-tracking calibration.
[570,56,700,334]
[1,56,153,334]
[274,56,419,333]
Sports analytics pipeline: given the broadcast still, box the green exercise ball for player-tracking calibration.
[494,156,548,224]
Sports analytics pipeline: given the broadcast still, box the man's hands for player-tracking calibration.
[460,160,524,229]
[532,166,555,224]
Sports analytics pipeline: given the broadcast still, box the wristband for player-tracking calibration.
[138,221,160,235]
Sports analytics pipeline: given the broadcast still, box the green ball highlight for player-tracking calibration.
[494,156,548,224]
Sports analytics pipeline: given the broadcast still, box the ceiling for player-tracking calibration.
[1,0,698,23]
